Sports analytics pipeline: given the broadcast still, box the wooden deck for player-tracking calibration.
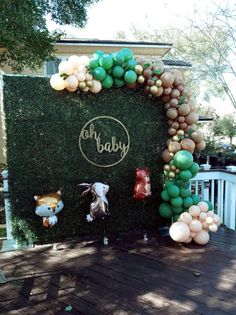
[1,226,236,315]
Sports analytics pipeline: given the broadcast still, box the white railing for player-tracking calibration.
[191,170,236,230]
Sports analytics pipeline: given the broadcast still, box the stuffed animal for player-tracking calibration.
[133,167,151,200]
[34,191,64,227]
[80,182,110,222]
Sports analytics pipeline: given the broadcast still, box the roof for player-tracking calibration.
[163,59,192,67]
[199,115,213,122]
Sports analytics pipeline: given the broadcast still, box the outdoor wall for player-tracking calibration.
[3,75,168,243]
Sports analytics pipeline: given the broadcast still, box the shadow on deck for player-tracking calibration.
[0,226,236,315]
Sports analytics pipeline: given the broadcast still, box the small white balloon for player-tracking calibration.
[50,73,66,91]
[197,201,209,212]
[189,205,201,217]
[205,217,214,225]
[193,229,210,245]
[76,72,86,82]
[209,223,218,232]
[213,214,221,226]
[68,55,81,70]
[189,219,202,232]
[179,212,192,225]
[90,80,102,93]
[79,55,90,66]
[183,236,192,244]
[65,75,78,89]
[85,73,93,81]
[58,60,74,75]
[199,212,207,221]
[169,222,190,243]
[66,85,77,92]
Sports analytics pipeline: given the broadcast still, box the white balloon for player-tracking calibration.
[199,212,207,221]
[209,223,218,232]
[90,80,102,93]
[190,232,196,238]
[50,73,66,91]
[183,236,192,244]
[65,75,78,89]
[213,214,221,226]
[76,72,86,82]
[193,230,209,245]
[85,73,93,81]
[189,219,202,232]
[205,217,214,225]
[189,205,201,217]
[179,212,192,225]
[58,61,74,75]
[197,202,209,212]
[68,55,81,70]
[79,55,90,66]
[169,222,190,243]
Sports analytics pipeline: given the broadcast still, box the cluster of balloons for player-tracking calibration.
[169,201,221,245]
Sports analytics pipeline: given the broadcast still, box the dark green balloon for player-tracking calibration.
[112,66,125,78]
[167,185,180,198]
[159,202,173,219]
[205,200,214,210]
[124,70,137,84]
[189,162,200,175]
[172,206,184,215]
[102,75,113,88]
[179,170,192,181]
[113,52,125,66]
[114,78,125,87]
[93,50,104,58]
[89,58,99,70]
[180,187,191,198]
[93,67,106,81]
[164,180,176,189]
[182,196,193,208]
[161,190,170,201]
[99,54,113,70]
[170,196,183,207]
[173,214,180,222]
[126,59,137,70]
[192,194,201,205]
[121,48,133,61]
[174,150,193,170]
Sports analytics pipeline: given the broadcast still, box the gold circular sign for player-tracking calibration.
[79,116,130,168]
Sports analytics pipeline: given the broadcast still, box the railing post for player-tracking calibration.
[2,170,13,240]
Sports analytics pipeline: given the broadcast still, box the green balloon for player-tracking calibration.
[192,194,201,205]
[182,196,193,208]
[126,59,137,70]
[93,50,105,58]
[124,70,137,84]
[167,185,180,198]
[189,162,200,174]
[169,160,175,166]
[180,187,191,198]
[173,214,180,222]
[172,206,184,215]
[205,200,214,210]
[161,190,170,201]
[121,48,133,62]
[159,202,173,219]
[93,67,106,81]
[102,75,113,88]
[99,54,113,70]
[164,180,176,189]
[113,52,125,66]
[179,170,192,181]
[89,58,99,70]
[114,78,125,87]
[112,66,125,78]
[174,150,193,170]
[170,196,183,207]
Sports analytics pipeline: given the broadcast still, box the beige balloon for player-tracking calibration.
[205,217,214,225]
[189,219,203,233]
[209,223,218,232]
[199,212,207,221]
[183,237,192,244]
[50,73,66,91]
[207,210,215,218]
[213,214,221,226]
[169,222,190,242]
[58,61,74,75]
[65,75,78,90]
[68,55,82,70]
[190,232,196,238]
[89,80,102,93]
[193,230,210,245]
[189,205,201,217]
[76,72,86,82]
[197,202,209,212]
[179,212,192,225]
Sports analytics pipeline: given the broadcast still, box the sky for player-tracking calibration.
[47,0,236,116]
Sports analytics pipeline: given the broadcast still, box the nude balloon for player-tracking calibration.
[179,212,192,225]
[58,61,74,75]
[189,219,202,233]
[169,222,190,242]
[189,205,201,217]
[209,223,218,232]
[199,212,207,221]
[50,73,66,91]
[193,230,209,245]
[198,202,209,212]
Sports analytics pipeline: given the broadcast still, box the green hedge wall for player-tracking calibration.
[3,75,168,243]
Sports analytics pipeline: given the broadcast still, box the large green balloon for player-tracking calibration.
[167,185,180,198]
[159,202,173,219]
[179,170,192,181]
[114,78,125,88]
[164,180,176,189]
[112,66,125,78]
[182,196,193,208]
[93,67,106,81]
[124,70,137,84]
[126,59,137,70]
[102,75,113,88]
[93,50,104,58]
[113,52,125,66]
[170,196,183,207]
[174,150,193,170]
[99,54,113,70]
[192,194,201,205]
[180,187,191,198]
[172,206,184,215]
[121,48,133,61]
[161,190,170,201]
[89,58,99,70]
[189,162,200,177]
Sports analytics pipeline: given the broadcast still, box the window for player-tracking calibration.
[44,58,64,77]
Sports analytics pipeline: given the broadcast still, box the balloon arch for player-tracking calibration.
[49,48,221,245]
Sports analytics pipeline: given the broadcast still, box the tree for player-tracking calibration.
[0,0,99,72]
[212,115,236,144]
[119,2,236,109]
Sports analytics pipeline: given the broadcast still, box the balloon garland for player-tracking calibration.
[50,48,220,245]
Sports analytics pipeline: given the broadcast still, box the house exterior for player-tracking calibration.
[0,39,191,163]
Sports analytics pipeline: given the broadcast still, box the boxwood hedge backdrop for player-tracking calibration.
[3,75,168,243]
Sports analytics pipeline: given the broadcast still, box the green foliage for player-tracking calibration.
[0,226,6,238]
[0,0,99,72]
[213,115,236,144]
[3,75,168,243]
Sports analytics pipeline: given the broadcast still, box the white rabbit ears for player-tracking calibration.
[79,183,92,197]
